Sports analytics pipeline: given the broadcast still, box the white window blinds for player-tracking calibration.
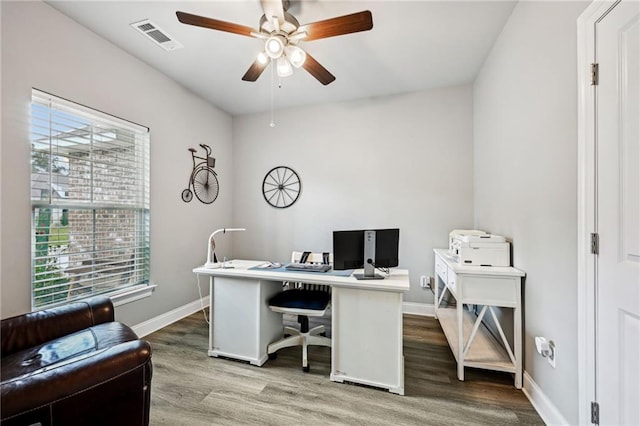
[30,89,150,309]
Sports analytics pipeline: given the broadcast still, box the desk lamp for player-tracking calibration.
[205,228,246,268]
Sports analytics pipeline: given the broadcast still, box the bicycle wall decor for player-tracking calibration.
[182,144,219,204]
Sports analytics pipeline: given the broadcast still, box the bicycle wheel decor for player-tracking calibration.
[262,166,301,208]
[181,188,193,202]
[192,167,219,204]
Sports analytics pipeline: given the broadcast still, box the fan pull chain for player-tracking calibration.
[269,64,276,128]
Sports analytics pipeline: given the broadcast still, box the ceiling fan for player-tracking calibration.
[176,0,373,85]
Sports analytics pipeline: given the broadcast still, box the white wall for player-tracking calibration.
[0,1,233,324]
[473,1,589,423]
[231,86,474,303]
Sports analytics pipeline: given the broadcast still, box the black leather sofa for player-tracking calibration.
[1,296,152,425]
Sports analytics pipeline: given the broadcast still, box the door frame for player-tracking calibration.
[577,1,621,424]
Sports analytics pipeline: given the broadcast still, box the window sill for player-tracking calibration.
[110,284,157,307]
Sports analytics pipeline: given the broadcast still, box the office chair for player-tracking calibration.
[267,251,332,372]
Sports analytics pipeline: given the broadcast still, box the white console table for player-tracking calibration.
[433,249,525,388]
[194,260,410,395]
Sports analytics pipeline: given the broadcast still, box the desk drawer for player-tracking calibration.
[435,255,448,283]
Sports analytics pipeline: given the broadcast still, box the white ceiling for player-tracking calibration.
[46,1,516,116]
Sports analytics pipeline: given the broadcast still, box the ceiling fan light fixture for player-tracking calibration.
[276,57,293,77]
[257,51,269,65]
[285,45,306,68]
[265,36,285,59]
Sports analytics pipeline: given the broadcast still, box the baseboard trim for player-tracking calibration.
[132,296,210,338]
[522,371,568,425]
[403,302,435,317]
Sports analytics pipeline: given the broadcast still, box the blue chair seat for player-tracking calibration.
[268,289,330,311]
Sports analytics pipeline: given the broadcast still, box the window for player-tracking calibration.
[30,89,150,309]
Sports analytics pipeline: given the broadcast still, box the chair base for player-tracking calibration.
[267,324,331,372]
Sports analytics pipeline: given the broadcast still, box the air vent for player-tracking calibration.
[130,19,183,52]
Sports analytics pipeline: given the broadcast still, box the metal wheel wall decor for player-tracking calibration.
[262,166,301,208]
[182,144,220,204]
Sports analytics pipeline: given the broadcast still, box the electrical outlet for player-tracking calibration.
[420,275,431,289]
[535,336,556,368]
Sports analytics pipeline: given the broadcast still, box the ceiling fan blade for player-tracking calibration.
[176,11,256,37]
[242,58,270,82]
[297,10,373,41]
[302,53,335,85]
[260,0,285,24]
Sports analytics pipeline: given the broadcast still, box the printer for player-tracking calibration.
[448,229,487,253]
[450,231,511,267]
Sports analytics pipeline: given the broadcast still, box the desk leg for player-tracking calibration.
[208,276,214,359]
[434,271,440,319]
[457,301,465,381]
[514,286,523,389]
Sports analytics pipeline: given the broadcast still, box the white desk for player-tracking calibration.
[193,260,410,395]
[433,249,525,388]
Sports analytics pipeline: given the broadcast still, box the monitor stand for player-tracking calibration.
[354,270,385,280]
[354,230,385,280]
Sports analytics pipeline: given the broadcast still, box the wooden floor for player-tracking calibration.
[145,311,543,425]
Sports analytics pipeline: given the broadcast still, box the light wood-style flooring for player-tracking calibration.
[146,311,543,425]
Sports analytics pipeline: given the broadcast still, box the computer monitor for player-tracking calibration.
[333,228,399,280]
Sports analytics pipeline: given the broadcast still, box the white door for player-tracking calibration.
[595,1,640,424]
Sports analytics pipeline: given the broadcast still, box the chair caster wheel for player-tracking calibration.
[303,365,310,372]
[268,353,277,360]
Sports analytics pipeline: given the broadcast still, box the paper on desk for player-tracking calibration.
[256,262,282,269]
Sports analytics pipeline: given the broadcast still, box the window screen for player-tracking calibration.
[30,89,150,309]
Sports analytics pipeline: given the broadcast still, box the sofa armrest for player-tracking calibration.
[1,339,152,421]
[1,297,114,356]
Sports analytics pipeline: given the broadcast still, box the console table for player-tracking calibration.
[433,249,525,388]
[194,260,410,395]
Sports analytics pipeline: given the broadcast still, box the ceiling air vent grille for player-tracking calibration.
[131,19,183,52]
